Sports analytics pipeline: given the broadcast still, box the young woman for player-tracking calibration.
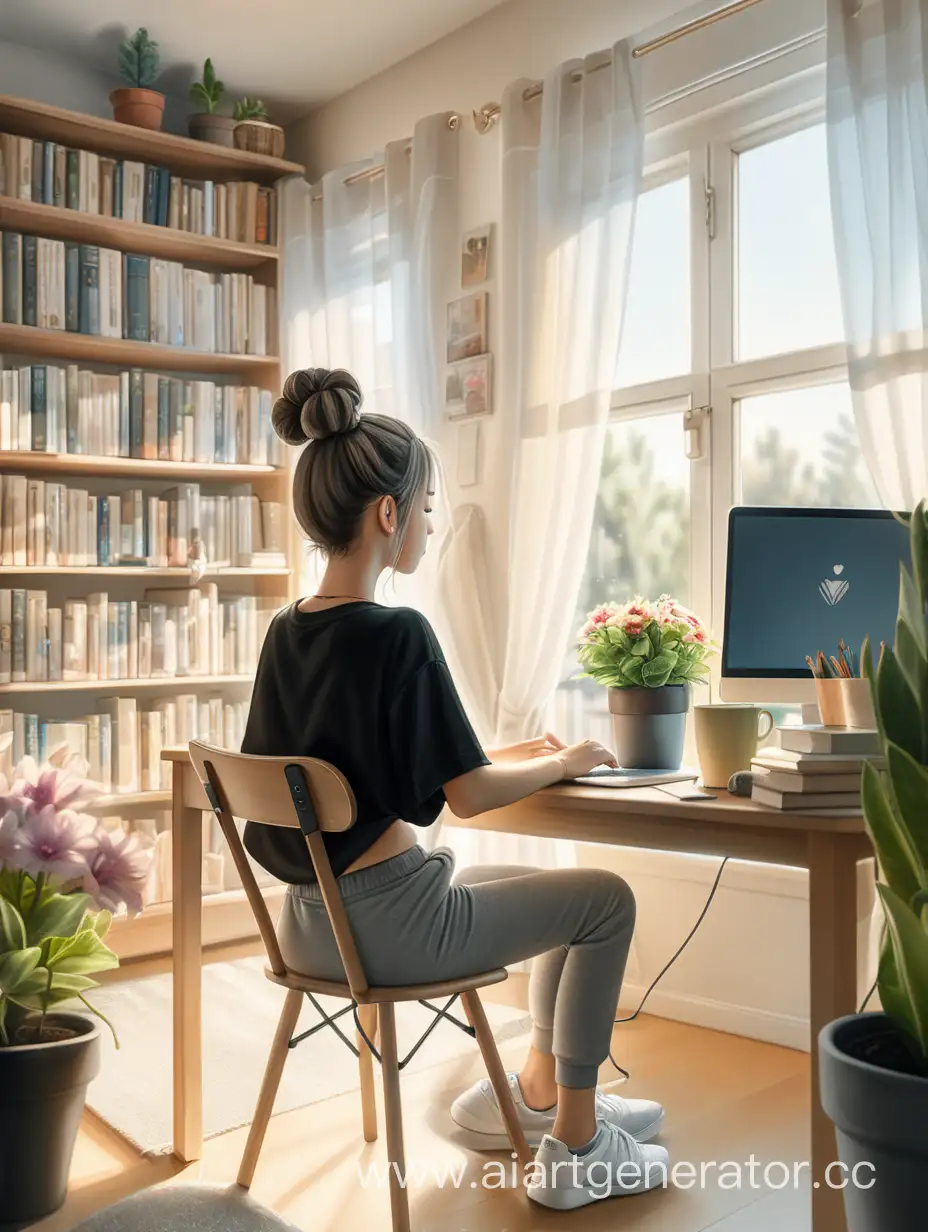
[242,367,668,1210]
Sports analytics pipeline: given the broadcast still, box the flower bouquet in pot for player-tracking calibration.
[0,745,151,1226]
[577,595,717,769]
[818,498,928,1231]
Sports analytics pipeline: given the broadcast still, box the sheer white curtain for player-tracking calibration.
[826,0,928,1003]
[279,112,459,600]
[443,42,644,868]
[827,0,928,508]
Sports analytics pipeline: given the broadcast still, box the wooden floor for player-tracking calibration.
[37,980,811,1232]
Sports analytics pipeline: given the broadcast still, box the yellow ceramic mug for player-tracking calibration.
[694,704,775,789]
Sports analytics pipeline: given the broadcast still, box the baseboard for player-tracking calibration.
[617,981,810,1052]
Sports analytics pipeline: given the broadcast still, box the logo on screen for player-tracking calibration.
[820,564,850,606]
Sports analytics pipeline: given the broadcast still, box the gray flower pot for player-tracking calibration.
[188,113,237,147]
[607,684,690,769]
[819,1013,928,1231]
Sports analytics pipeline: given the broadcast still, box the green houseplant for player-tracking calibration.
[233,97,285,159]
[110,27,165,131]
[0,746,151,1226]
[577,595,717,769]
[188,58,236,148]
[819,497,928,1230]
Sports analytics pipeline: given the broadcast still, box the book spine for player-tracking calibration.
[0,589,10,684]
[124,255,150,341]
[157,167,170,227]
[31,140,44,203]
[53,145,66,208]
[43,141,55,205]
[30,365,46,452]
[66,149,79,209]
[129,369,144,459]
[2,233,21,324]
[11,589,25,681]
[113,161,123,218]
[64,242,80,332]
[143,165,157,226]
[22,235,37,327]
[78,245,100,335]
[157,378,170,460]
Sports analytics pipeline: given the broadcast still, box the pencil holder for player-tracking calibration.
[815,678,847,727]
[841,677,877,729]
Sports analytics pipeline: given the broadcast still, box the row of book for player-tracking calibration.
[751,725,880,812]
[0,694,249,793]
[1,231,274,355]
[0,586,278,684]
[0,133,278,245]
[0,475,286,569]
[0,365,283,465]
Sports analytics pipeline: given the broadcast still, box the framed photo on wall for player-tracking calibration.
[446,291,488,364]
[461,225,491,287]
[445,354,492,419]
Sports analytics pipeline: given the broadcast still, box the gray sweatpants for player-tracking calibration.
[276,846,636,1088]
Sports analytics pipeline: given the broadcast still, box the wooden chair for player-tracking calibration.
[188,741,532,1232]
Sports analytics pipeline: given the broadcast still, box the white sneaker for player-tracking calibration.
[450,1073,664,1150]
[527,1124,670,1210]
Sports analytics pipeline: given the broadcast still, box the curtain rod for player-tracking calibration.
[473,0,776,133]
[310,112,459,201]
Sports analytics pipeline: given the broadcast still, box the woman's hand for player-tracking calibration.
[486,733,567,762]
[556,740,618,780]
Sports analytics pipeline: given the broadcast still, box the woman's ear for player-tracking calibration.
[376,495,396,536]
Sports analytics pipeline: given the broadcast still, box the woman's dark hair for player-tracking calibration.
[271,367,433,558]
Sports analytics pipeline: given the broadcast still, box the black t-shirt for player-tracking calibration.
[240,601,489,884]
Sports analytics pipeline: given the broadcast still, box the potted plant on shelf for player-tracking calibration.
[110,27,164,131]
[819,497,928,1231]
[0,746,151,1227]
[188,57,236,147]
[233,97,285,158]
[577,595,717,769]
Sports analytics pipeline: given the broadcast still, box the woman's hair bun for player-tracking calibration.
[271,368,363,445]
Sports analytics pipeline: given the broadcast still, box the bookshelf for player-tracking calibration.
[0,93,303,959]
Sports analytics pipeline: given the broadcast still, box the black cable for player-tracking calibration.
[609,856,730,1078]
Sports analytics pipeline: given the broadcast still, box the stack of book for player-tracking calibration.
[751,725,882,812]
[0,133,277,245]
[0,364,282,465]
[0,230,274,354]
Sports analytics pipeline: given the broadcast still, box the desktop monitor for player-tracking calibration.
[720,507,911,703]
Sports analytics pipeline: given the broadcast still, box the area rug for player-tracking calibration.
[87,956,531,1155]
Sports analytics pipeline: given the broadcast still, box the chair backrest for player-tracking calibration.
[187,740,370,996]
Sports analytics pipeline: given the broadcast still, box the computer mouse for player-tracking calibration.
[728,771,755,797]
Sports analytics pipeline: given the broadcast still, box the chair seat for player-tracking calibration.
[264,962,508,1004]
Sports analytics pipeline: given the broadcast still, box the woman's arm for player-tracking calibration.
[484,732,566,762]
[443,739,616,819]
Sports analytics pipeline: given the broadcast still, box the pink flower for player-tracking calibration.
[10,754,103,815]
[83,828,151,916]
[14,805,96,882]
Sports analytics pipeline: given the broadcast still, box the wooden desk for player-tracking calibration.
[162,749,870,1232]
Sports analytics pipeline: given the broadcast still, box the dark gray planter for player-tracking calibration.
[188,113,236,147]
[0,1013,101,1230]
[608,684,690,769]
[819,1013,928,1232]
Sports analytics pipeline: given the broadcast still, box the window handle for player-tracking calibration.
[684,405,711,460]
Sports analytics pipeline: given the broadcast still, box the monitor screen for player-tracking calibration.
[723,507,910,679]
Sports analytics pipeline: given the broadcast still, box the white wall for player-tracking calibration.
[282,0,874,1050]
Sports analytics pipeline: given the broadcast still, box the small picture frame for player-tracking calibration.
[446,291,488,365]
[461,224,491,288]
[446,354,492,419]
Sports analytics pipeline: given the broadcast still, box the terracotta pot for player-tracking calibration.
[110,88,165,131]
[233,120,285,159]
[188,113,237,147]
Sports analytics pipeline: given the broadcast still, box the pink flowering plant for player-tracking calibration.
[0,744,151,1047]
[577,595,718,688]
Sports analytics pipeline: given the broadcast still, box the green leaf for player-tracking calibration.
[911,499,928,611]
[0,946,41,994]
[93,910,113,940]
[630,636,651,658]
[877,933,919,1046]
[640,653,676,688]
[8,969,98,1012]
[0,897,27,954]
[25,890,92,947]
[861,760,924,906]
[203,57,215,89]
[46,927,118,977]
[885,743,928,870]
[620,657,644,686]
[646,621,662,656]
[877,883,928,1058]
[876,647,923,762]
[900,565,926,654]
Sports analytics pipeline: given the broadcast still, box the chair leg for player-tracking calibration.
[237,987,303,1188]
[378,1002,411,1232]
[357,1003,378,1143]
[462,989,533,1173]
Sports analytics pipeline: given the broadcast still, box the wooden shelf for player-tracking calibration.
[0,95,305,185]
[0,197,278,271]
[0,565,290,578]
[107,885,287,962]
[0,451,283,481]
[0,323,279,375]
[89,788,172,812]
[0,674,255,694]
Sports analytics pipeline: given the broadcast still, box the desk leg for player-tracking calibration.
[172,760,203,1163]
[808,832,860,1232]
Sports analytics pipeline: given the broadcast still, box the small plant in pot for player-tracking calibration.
[188,58,236,148]
[577,595,717,769]
[0,746,151,1226]
[233,97,286,159]
[110,27,164,131]
[819,497,928,1231]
